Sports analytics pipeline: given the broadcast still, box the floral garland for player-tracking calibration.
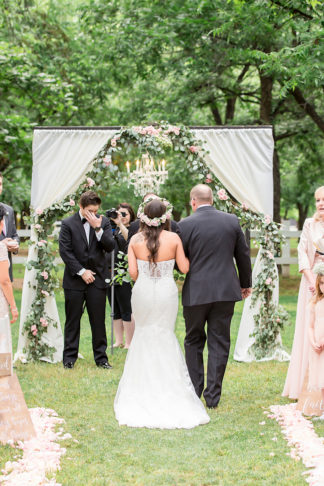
[137,196,173,227]
[23,121,288,361]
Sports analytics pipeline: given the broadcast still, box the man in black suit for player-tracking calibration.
[178,184,252,408]
[127,192,180,245]
[59,191,115,369]
[0,174,19,281]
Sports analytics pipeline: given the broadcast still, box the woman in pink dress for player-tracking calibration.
[283,186,324,399]
[308,264,324,419]
[0,204,18,364]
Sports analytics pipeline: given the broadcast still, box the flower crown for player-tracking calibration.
[313,262,324,276]
[137,196,173,227]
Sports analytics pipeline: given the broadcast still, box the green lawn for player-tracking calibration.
[1,282,322,485]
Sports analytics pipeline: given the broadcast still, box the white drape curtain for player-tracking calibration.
[16,126,281,363]
[195,129,286,361]
[16,129,117,363]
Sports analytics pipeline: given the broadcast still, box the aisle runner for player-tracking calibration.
[268,404,324,486]
[0,408,71,486]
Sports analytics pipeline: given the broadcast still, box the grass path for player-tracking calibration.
[1,290,323,485]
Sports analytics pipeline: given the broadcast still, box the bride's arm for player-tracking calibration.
[128,239,138,281]
[175,235,189,274]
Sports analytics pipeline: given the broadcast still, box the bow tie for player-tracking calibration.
[81,218,87,224]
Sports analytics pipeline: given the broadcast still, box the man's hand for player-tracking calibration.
[83,210,102,229]
[241,287,252,299]
[81,269,96,284]
[2,238,19,252]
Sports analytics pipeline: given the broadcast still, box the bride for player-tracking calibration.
[114,197,210,429]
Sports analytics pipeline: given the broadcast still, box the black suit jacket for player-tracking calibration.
[178,206,252,306]
[127,218,180,246]
[59,212,115,290]
[0,203,20,281]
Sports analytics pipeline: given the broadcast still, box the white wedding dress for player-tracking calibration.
[114,259,210,429]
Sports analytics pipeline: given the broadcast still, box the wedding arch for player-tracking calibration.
[15,122,289,364]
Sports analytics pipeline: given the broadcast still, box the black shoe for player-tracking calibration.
[96,361,112,369]
[63,361,74,369]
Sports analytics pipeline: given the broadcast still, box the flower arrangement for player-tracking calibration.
[23,121,288,361]
[137,196,173,227]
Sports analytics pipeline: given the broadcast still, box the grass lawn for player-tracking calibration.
[1,277,322,485]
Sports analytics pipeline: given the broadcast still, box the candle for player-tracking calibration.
[126,161,130,173]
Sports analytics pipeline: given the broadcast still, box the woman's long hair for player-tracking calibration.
[313,186,324,221]
[139,199,170,264]
[314,274,324,304]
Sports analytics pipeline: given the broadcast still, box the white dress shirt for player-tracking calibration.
[77,211,103,276]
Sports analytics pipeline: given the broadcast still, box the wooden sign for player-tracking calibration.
[0,353,12,377]
[0,374,36,444]
[296,369,324,417]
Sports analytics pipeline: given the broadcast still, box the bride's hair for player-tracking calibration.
[140,199,170,264]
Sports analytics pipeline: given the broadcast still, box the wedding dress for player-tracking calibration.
[114,259,210,429]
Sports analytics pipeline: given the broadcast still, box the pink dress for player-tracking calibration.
[283,218,324,399]
[308,299,324,390]
[0,242,12,372]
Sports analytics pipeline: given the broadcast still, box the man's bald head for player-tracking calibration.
[190,184,213,206]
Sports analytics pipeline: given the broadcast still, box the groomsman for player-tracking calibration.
[59,191,115,369]
[179,184,252,408]
[0,173,19,281]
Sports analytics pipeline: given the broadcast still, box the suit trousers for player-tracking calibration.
[183,301,235,407]
[63,285,108,365]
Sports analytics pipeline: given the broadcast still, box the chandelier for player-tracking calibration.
[126,153,168,196]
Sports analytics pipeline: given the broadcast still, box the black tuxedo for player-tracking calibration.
[178,206,251,407]
[0,203,19,281]
[59,212,115,365]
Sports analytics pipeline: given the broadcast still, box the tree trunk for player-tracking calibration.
[297,203,309,230]
[259,73,280,222]
[210,101,222,125]
[172,209,181,222]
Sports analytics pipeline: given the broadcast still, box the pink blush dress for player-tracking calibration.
[308,299,324,390]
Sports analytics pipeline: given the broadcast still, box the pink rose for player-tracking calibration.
[267,251,274,259]
[41,270,48,280]
[189,145,199,153]
[86,177,95,187]
[69,199,75,206]
[31,325,37,332]
[166,126,180,136]
[205,173,213,183]
[41,290,49,297]
[37,241,45,247]
[32,329,38,336]
[40,317,48,327]
[35,208,43,215]
[265,278,272,285]
[34,224,42,230]
[217,189,228,201]
[103,156,111,167]
[264,215,272,225]
[276,318,281,323]
[111,139,117,147]
[150,219,159,227]
[242,202,249,211]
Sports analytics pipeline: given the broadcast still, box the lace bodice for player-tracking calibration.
[137,259,175,279]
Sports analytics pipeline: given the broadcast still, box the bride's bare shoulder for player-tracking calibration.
[162,230,180,242]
